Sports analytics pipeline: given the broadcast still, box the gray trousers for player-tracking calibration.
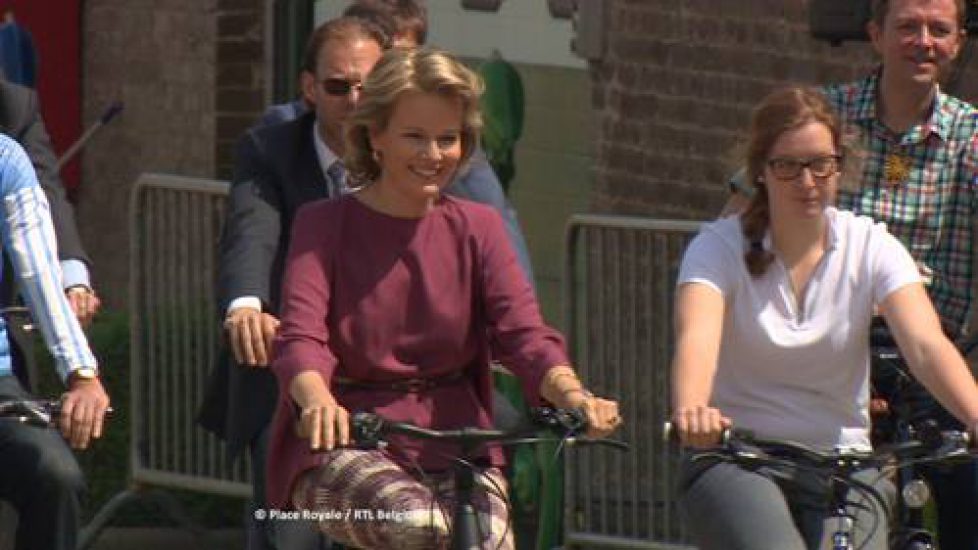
[678,457,894,550]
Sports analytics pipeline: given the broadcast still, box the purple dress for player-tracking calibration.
[267,194,568,508]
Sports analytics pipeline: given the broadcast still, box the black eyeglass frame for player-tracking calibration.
[766,154,844,181]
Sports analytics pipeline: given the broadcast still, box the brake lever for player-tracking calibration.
[350,412,386,449]
[529,407,587,433]
[724,433,767,461]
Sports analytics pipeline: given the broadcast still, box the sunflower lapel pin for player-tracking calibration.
[883,152,912,186]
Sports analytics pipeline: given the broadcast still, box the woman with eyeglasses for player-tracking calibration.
[669,86,978,550]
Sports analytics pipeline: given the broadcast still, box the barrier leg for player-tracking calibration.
[77,485,210,550]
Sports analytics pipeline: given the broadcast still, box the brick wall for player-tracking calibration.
[80,0,219,309]
[587,0,978,219]
[215,0,267,179]
[79,0,270,310]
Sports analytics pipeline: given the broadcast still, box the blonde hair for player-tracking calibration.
[741,86,843,276]
[344,48,484,183]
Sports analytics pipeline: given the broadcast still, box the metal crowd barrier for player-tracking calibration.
[80,173,249,548]
[562,214,702,550]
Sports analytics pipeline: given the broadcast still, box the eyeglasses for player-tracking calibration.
[319,78,365,97]
[766,155,842,181]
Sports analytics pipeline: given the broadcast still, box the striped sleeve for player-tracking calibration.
[0,137,97,381]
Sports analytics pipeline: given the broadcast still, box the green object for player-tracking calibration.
[493,369,563,550]
[479,53,524,193]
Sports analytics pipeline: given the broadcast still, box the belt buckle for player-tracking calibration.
[397,378,429,393]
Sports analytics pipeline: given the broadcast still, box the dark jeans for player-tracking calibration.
[0,375,86,550]
[247,424,333,550]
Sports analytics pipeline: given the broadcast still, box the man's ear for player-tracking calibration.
[366,128,380,156]
[867,19,884,55]
[300,71,317,106]
[954,28,967,59]
[367,122,384,145]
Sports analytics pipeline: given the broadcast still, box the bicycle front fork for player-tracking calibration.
[830,511,855,550]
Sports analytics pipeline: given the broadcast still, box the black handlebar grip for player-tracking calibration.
[663,421,734,447]
[528,407,588,432]
[663,421,677,444]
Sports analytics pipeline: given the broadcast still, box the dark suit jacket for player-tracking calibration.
[198,111,536,457]
[198,112,334,456]
[0,79,90,390]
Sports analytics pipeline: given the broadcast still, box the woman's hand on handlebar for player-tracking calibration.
[289,371,349,451]
[562,390,621,438]
[582,395,621,438]
[671,405,731,448]
[540,366,622,437]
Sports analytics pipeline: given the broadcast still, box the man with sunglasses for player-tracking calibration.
[257,0,426,128]
[198,17,385,550]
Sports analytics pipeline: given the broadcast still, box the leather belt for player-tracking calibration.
[333,370,467,393]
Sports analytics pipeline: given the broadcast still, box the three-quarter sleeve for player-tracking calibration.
[272,200,340,390]
[476,206,568,406]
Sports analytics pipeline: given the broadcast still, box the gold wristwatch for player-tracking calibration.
[70,367,99,382]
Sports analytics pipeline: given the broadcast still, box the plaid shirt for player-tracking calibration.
[823,71,978,336]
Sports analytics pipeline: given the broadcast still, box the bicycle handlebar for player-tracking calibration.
[351,407,630,452]
[0,399,61,427]
[0,399,114,428]
[662,420,973,467]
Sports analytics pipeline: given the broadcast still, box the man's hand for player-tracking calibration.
[65,286,101,327]
[60,375,110,450]
[224,307,280,367]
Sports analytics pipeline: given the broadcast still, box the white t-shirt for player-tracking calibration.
[678,207,921,450]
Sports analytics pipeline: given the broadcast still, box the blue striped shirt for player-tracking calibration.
[0,134,97,380]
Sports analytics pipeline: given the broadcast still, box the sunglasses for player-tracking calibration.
[319,78,365,97]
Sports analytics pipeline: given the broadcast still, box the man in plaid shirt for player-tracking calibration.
[824,19,977,341]
[806,0,975,546]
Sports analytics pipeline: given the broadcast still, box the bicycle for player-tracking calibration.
[342,407,630,550]
[869,319,978,549]
[664,421,973,550]
[870,322,937,549]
